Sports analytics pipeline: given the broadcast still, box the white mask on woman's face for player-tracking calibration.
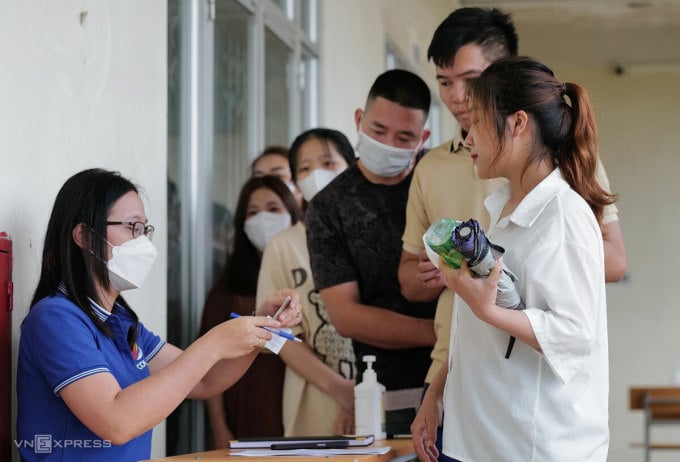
[356,129,419,178]
[106,235,158,292]
[296,167,346,203]
[244,211,292,252]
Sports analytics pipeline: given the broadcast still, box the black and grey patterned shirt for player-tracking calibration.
[306,164,436,390]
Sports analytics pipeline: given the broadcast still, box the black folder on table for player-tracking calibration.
[229,434,375,450]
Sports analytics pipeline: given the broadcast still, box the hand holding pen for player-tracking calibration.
[205,313,281,357]
[254,289,302,326]
[230,312,302,343]
[191,290,302,360]
[232,289,303,346]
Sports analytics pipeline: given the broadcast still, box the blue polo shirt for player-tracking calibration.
[17,290,165,461]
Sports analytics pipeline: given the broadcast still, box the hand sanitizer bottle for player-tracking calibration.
[354,355,386,440]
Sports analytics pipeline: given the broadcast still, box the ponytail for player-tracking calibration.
[559,82,616,223]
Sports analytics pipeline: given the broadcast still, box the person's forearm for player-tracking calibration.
[483,306,540,352]
[280,342,353,409]
[602,221,627,282]
[205,394,230,435]
[190,353,258,399]
[329,304,435,349]
[63,300,292,445]
[113,331,256,438]
[66,333,228,444]
[399,256,444,302]
[603,238,626,282]
[321,282,436,350]
[425,361,448,402]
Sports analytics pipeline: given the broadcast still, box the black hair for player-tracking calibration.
[250,145,289,175]
[288,128,356,183]
[30,168,141,346]
[222,175,303,295]
[366,69,431,115]
[469,56,616,223]
[428,8,518,68]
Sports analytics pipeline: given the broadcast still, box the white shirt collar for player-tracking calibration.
[485,168,570,228]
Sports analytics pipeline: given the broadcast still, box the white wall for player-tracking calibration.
[319,0,458,144]
[569,66,680,462]
[0,0,167,459]
[319,0,383,139]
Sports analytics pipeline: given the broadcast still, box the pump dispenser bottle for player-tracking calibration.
[354,355,386,439]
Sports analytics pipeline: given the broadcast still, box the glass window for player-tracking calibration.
[166,1,188,456]
[301,0,317,41]
[213,1,252,278]
[265,28,292,146]
[270,0,292,19]
[300,50,318,129]
[167,0,318,454]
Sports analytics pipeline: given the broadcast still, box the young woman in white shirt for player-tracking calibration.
[412,57,615,462]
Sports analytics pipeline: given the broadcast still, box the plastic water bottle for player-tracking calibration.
[354,355,386,440]
[424,217,463,269]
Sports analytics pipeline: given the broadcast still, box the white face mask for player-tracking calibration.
[244,211,292,252]
[356,129,419,177]
[106,235,158,292]
[297,167,346,202]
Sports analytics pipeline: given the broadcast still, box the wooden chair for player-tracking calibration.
[630,387,680,462]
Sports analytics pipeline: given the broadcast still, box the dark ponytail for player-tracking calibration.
[559,82,615,222]
[469,56,616,223]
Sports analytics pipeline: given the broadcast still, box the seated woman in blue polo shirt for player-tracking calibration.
[16,168,302,462]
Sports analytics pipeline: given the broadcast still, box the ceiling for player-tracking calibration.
[458,0,680,71]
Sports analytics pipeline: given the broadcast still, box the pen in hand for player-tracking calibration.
[271,295,292,321]
[230,312,302,343]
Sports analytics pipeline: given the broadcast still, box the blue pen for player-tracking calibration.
[230,312,302,343]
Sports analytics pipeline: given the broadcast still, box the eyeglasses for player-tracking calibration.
[106,221,155,241]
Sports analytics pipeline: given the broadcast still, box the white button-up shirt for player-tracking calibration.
[443,169,609,462]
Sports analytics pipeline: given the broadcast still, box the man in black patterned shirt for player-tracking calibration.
[306,69,436,437]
